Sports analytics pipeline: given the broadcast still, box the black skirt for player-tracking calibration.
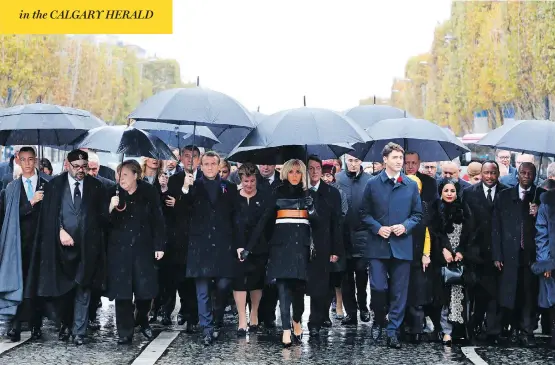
[233,253,267,291]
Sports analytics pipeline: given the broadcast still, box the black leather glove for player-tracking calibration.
[303,196,314,210]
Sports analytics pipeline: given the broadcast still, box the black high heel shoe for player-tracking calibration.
[442,334,453,346]
[282,332,292,348]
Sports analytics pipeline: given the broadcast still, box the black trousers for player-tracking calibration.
[116,299,150,338]
[59,286,91,336]
[259,284,279,325]
[88,291,102,321]
[500,266,538,335]
[164,278,198,323]
[341,258,368,316]
[12,298,43,332]
[276,279,305,331]
[469,284,500,336]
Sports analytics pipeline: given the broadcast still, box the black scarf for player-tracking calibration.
[439,199,464,234]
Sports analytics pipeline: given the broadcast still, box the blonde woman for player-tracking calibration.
[239,159,317,347]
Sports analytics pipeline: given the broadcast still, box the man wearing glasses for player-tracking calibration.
[419,162,438,179]
[26,149,107,346]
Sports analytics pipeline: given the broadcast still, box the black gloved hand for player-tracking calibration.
[303,196,314,210]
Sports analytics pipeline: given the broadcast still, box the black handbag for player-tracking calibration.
[441,263,464,286]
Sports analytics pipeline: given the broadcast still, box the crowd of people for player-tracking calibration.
[0,143,554,351]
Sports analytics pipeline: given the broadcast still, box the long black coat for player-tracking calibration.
[179,177,241,278]
[460,182,508,297]
[247,181,317,282]
[306,182,344,297]
[105,181,166,300]
[491,185,544,309]
[25,173,106,298]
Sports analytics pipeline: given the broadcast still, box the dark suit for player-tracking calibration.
[461,181,508,336]
[98,165,115,182]
[360,171,422,337]
[307,181,344,330]
[492,185,544,335]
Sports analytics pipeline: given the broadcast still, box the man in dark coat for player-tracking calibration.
[306,156,344,336]
[439,161,470,198]
[360,143,422,348]
[335,154,372,325]
[178,151,241,346]
[404,152,439,341]
[254,163,281,328]
[0,147,47,342]
[157,147,203,330]
[25,149,106,346]
[492,162,544,347]
[461,160,508,343]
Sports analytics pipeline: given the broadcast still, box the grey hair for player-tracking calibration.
[547,162,555,179]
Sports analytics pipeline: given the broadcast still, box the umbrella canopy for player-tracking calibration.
[0,103,106,145]
[227,144,354,164]
[352,117,469,162]
[344,105,412,129]
[74,126,177,160]
[132,121,220,149]
[128,87,256,130]
[226,107,370,164]
[211,111,267,155]
[476,119,555,157]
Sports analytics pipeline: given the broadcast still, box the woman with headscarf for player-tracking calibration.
[238,159,317,347]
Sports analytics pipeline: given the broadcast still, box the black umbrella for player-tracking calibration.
[132,121,220,149]
[211,111,267,156]
[74,126,177,161]
[351,118,469,162]
[0,103,106,145]
[344,105,412,129]
[227,107,370,164]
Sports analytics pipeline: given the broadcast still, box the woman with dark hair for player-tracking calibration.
[430,178,468,346]
[232,163,268,335]
[39,158,53,175]
[238,159,317,347]
[107,159,166,344]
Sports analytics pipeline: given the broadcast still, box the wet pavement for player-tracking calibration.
[0,297,553,364]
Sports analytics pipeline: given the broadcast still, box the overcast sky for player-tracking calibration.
[118,0,451,114]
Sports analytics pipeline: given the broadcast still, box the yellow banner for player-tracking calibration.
[0,0,173,34]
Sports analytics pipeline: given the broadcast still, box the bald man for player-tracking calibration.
[438,160,470,198]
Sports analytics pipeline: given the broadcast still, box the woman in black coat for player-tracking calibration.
[240,159,317,347]
[107,160,166,344]
[232,163,270,335]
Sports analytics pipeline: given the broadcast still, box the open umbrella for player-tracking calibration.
[74,126,177,161]
[128,87,256,169]
[211,111,267,156]
[344,105,412,129]
[131,121,220,149]
[351,118,469,162]
[0,103,105,146]
[227,107,370,164]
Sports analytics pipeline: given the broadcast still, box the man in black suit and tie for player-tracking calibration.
[0,147,47,342]
[461,160,508,343]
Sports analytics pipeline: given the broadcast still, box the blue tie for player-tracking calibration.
[25,179,33,201]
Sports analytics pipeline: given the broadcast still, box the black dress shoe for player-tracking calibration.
[148,310,158,323]
[161,314,172,326]
[177,313,186,326]
[186,322,196,333]
[30,327,42,340]
[410,334,422,343]
[341,314,358,326]
[248,324,259,333]
[202,334,213,346]
[7,328,21,342]
[140,325,153,340]
[322,318,332,328]
[58,326,71,341]
[73,335,85,346]
[88,320,101,331]
[520,334,536,348]
[117,336,132,345]
[237,328,247,337]
[371,324,382,342]
[387,335,402,349]
[360,310,371,323]
[487,335,501,345]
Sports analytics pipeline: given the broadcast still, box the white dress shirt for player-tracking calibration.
[482,183,497,201]
[262,173,275,185]
[68,174,84,203]
[518,185,531,200]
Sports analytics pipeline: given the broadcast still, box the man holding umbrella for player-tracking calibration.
[26,149,106,346]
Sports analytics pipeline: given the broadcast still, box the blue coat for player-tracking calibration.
[360,171,422,260]
[532,190,555,308]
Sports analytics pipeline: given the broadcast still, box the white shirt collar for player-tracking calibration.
[262,173,275,184]
[482,183,497,199]
[68,174,84,194]
[519,185,531,199]
[309,180,321,191]
[386,172,401,181]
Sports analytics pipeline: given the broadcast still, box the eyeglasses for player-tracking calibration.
[70,163,88,171]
